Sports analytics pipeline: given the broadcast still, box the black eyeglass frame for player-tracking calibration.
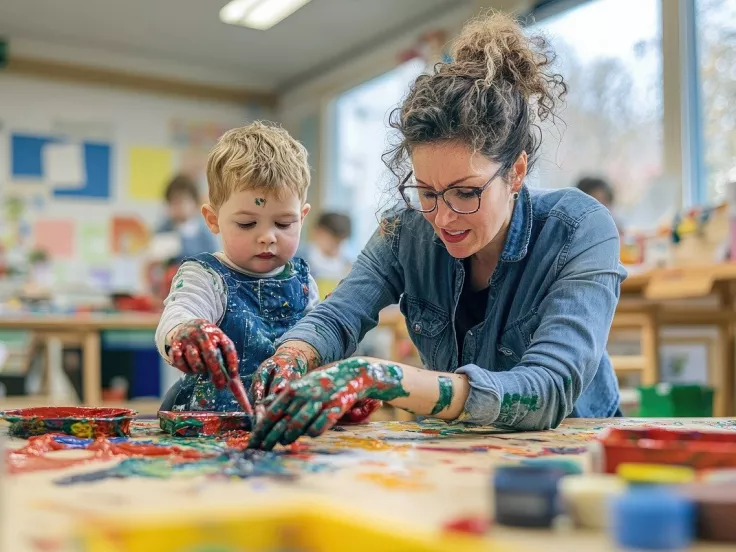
[398,165,506,214]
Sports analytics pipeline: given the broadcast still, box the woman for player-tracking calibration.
[248,12,627,450]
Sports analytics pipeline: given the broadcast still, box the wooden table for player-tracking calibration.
[0,313,160,406]
[2,418,735,551]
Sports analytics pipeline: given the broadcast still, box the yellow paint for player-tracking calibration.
[358,470,430,491]
[334,436,406,451]
[617,463,695,484]
[128,146,173,201]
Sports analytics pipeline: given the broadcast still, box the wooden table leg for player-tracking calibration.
[641,307,661,386]
[715,283,735,416]
[46,335,64,401]
[82,331,102,406]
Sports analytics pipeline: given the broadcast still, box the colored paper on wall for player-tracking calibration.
[53,142,112,199]
[79,221,110,263]
[128,146,173,201]
[44,142,84,188]
[33,219,74,259]
[112,216,150,255]
[11,133,56,179]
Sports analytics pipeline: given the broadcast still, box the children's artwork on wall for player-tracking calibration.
[10,133,112,199]
[169,119,230,150]
[33,219,75,259]
[79,221,110,264]
[111,216,150,255]
[128,146,174,201]
[43,143,84,189]
[53,142,112,200]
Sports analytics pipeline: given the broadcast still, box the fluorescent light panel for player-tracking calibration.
[220,0,313,30]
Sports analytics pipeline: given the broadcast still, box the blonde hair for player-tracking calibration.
[206,121,310,209]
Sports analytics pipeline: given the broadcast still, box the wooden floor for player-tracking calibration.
[2,417,735,551]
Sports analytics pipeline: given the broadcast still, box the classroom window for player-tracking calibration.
[327,58,426,252]
[695,0,736,201]
[530,0,665,228]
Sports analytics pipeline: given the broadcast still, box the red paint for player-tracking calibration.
[338,399,382,424]
[599,427,736,473]
[442,515,491,535]
[420,429,441,435]
[2,406,133,419]
[7,433,211,474]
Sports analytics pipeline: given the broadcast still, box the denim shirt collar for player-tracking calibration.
[432,185,533,263]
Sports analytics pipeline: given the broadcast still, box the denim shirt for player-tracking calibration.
[279,186,627,429]
[171,253,312,411]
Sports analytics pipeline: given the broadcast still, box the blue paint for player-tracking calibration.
[493,465,566,527]
[611,489,694,550]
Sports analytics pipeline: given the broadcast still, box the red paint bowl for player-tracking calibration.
[598,427,736,473]
[1,406,136,438]
[158,411,252,437]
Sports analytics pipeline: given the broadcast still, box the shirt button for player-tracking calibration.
[413,323,421,333]
[468,331,473,336]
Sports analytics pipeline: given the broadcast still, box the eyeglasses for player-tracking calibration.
[398,166,505,215]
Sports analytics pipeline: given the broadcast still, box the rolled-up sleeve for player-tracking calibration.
[456,208,625,429]
[277,217,405,365]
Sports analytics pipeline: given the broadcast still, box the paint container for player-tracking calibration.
[493,465,566,527]
[558,474,625,530]
[638,383,714,417]
[0,406,136,438]
[520,458,583,475]
[597,426,736,473]
[681,482,736,542]
[611,488,695,550]
[158,411,252,437]
[617,463,695,486]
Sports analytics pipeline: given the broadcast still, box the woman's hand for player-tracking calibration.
[248,358,408,450]
[168,319,238,389]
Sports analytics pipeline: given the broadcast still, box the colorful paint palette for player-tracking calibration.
[158,410,252,437]
[0,406,136,438]
[598,427,736,473]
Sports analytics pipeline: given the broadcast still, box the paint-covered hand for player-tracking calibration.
[338,399,383,424]
[169,320,238,389]
[248,358,408,450]
[250,346,310,404]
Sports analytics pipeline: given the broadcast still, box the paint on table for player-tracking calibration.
[1,407,136,438]
[158,411,252,437]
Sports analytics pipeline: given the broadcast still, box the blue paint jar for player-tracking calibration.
[611,488,695,550]
[493,465,566,527]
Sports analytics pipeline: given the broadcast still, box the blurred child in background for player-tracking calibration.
[302,212,353,299]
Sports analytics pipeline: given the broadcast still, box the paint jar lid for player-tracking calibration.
[611,488,695,549]
[494,465,565,493]
[617,462,695,485]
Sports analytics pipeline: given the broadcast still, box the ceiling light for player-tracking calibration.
[219,0,313,30]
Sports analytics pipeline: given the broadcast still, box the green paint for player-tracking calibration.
[255,198,266,207]
[430,376,453,416]
[249,358,409,450]
[497,393,540,425]
[175,279,184,289]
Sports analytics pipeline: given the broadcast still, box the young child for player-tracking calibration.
[302,212,353,300]
[156,174,220,262]
[156,122,319,412]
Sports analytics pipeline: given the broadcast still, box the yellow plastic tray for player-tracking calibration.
[78,500,512,552]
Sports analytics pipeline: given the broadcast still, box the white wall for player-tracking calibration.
[0,74,263,292]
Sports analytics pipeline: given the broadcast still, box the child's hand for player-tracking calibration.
[338,399,383,424]
[251,346,310,404]
[169,319,239,389]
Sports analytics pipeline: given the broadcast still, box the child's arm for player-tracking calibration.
[156,262,238,388]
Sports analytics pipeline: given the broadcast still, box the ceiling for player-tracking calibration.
[0,0,465,92]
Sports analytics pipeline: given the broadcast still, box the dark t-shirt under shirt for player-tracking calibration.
[455,261,490,362]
